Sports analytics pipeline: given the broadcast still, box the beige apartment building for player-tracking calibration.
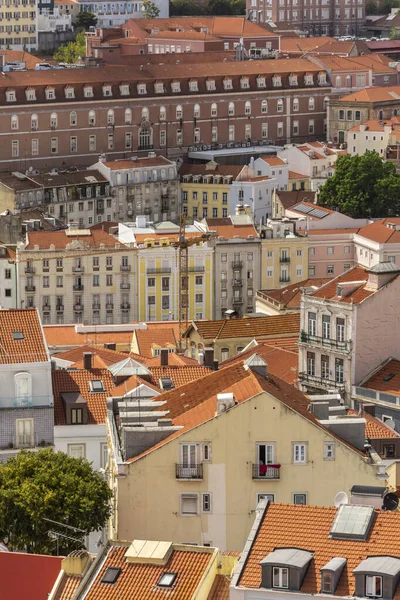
[107,357,387,552]
[17,227,137,325]
[0,0,37,51]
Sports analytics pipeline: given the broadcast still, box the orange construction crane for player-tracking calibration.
[172,215,213,351]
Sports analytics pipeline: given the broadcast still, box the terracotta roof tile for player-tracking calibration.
[356,218,400,244]
[288,170,308,179]
[254,336,299,352]
[207,574,230,600]
[260,156,287,166]
[131,16,277,38]
[189,314,300,341]
[44,325,134,350]
[310,266,385,304]
[338,85,400,103]
[134,328,178,357]
[52,368,115,425]
[110,365,210,395]
[257,278,330,309]
[348,409,400,439]
[363,358,400,396]
[54,574,81,600]
[237,504,400,593]
[82,543,214,600]
[25,227,125,250]
[53,344,134,366]
[0,308,48,364]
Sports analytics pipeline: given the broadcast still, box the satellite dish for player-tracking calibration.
[334,491,349,507]
[383,492,399,511]
[385,419,396,430]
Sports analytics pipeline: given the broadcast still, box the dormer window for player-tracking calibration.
[320,558,346,594]
[305,73,314,85]
[257,76,266,88]
[289,74,298,86]
[224,78,232,90]
[45,87,55,100]
[272,75,282,87]
[206,79,216,91]
[260,549,314,591]
[189,80,198,92]
[137,83,147,95]
[353,556,400,600]
[25,88,36,101]
[120,84,130,95]
[318,72,327,85]
[6,89,16,102]
[84,85,94,98]
[65,86,74,99]
[171,81,180,93]
[321,572,333,593]
[154,81,164,93]
[366,576,382,598]
[241,77,250,89]
[273,567,289,589]
[103,85,112,97]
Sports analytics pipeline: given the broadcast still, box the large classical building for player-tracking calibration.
[0,59,330,171]
[247,0,365,37]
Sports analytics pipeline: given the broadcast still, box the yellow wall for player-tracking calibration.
[288,176,311,192]
[113,390,382,552]
[261,236,309,290]
[0,185,17,213]
[181,182,229,221]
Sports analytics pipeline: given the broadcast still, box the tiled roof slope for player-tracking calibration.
[25,228,125,250]
[0,552,62,600]
[110,365,211,396]
[356,218,400,244]
[363,358,400,396]
[43,325,134,349]
[0,308,48,364]
[134,328,178,357]
[237,503,400,593]
[54,344,132,366]
[258,278,330,309]
[207,574,230,600]
[81,544,214,600]
[220,343,298,385]
[190,314,300,340]
[254,336,299,352]
[52,369,115,425]
[347,409,400,439]
[276,190,316,208]
[311,266,374,304]
[54,574,81,600]
[338,85,400,103]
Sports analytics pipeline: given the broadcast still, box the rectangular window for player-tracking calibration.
[273,567,289,589]
[293,493,307,505]
[308,312,316,336]
[202,443,211,461]
[293,442,307,464]
[181,493,198,515]
[335,358,344,384]
[322,315,331,339]
[12,140,19,157]
[51,137,58,154]
[70,136,77,152]
[321,572,333,593]
[366,576,382,598]
[324,441,335,460]
[68,443,85,459]
[71,408,83,424]
[202,493,212,513]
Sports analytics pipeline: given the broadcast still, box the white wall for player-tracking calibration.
[0,257,17,309]
[0,361,53,407]
[54,423,107,470]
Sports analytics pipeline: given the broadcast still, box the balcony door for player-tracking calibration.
[180,443,198,478]
[256,443,276,477]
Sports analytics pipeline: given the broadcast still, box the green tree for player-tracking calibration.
[365,0,379,14]
[75,10,97,30]
[318,151,400,218]
[142,0,160,18]
[170,0,206,15]
[390,25,400,39]
[0,449,112,554]
[54,30,86,63]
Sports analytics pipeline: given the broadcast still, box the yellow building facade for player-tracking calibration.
[137,239,214,322]
[180,180,230,221]
[261,233,309,290]
[0,0,37,50]
[108,380,384,552]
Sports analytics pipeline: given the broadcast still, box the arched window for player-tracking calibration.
[261,100,268,114]
[107,109,114,125]
[14,372,32,406]
[335,76,341,88]
[293,98,299,112]
[309,97,315,111]
[125,108,132,125]
[277,99,283,113]
[138,126,153,150]
[70,111,77,126]
[211,102,218,117]
[176,105,183,119]
[245,101,251,115]
[141,107,149,121]
[31,114,38,130]
[159,106,166,121]
[88,110,96,126]
[194,104,200,118]
[11,115,18,130]
[324,96,329,110]
[50,112,57,129]
[228,102,235,116]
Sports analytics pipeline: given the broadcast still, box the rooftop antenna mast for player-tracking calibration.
[43,517,86,556]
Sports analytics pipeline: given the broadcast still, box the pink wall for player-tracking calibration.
[308,232,356,278]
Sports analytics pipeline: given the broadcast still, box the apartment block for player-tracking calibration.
[117,219,213,322]
[0,0,38,51]
[298,263,400,398]
[0,245,17,309]
[347,118,400,157]
[17,227,136,325]
[260,219,309,290]
[92,154,179,223]
[278,142,341,192]
[247,0,365,37]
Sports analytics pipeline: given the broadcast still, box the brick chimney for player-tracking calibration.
[83,352,92,370]
[160,348,169,366]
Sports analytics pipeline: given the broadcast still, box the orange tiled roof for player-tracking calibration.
[288,170,308,179]
[110,365,210,396]
[53,344,145,366]
[349,117,400,133]
[237,503,400,593]
[134,328,178,357]
[82,543,214,600]
[0,49,38,69]
[0,308,48,364]
[338,85,400,103]
[363,358,400,397]
[132,16,277,38]
[258,278,330,309]
[52,368,115,425]
[43,325,134,350]
[144,352,198,366]
[311,266,377,304]
[347,409,399,439]
[25,227,125,251]
[279,36,337,53]
[260,156,287,166]
[54,574,81,600]
[207,574,230,600]
[254,336,299,352]
[205,218,258,238]
[190,314,300,341]
[356,218,400,244]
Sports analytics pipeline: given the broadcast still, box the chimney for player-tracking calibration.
[310,401,329,421]
[104,343,116,350]
[363,404,376,417]
[62,551,90,577]
[213,359,219,371]
[160,348,169,366]
[204,347,214,369]
[83,352,92,370]
[198,351,204,365]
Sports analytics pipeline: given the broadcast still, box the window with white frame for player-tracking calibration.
[12,140,19,157]
[202,493,212,512]
[16,418,33,447]
[65,86,74,99]
[324,441,335,460]
[181,493,198,515]
[305,73,314,85]
[273,567,289,589]
[202,443,212,461]
[137,83,147,95]
[171,81,181,93]
[125,108,132,125]
[189,80,198,92]
[228,102,235,116]
[120,84,130,95]
[293,493,307,504]
[223,78,233,90]
[26,88,36,101]
[321,571,333,593]
[68,443,86,459]
[289,74,298,86]
[366,576,382,598]
[84,85,94,98]
[257,493,275,504]
[206,79,216,91]
[155,81,164,93]
[241,77,250,89]
[6,89,16,102]
[45,88,55,100]
[245,101,251,115]
[293,442,307,464]
[272,75,282,87]
[257,76,266,88]
[103,85,112,97]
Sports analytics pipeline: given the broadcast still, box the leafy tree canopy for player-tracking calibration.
[54,30,86,63]
[142,0,160,18]
[75,10,97,30]
[0,449,112,554]
[170,0,244,16]
[318,151,400,218]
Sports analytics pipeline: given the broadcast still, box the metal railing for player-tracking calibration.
[233,279,243,286]
[74,304,83,311]
[175,463,203,479]
[231,261,243,268]
[121,303,130,310]
[25,285,35,292]
[279,277,290,283]
[73,285,84,291]
[120,265,131,271]
[146,268,172,274]
[233,297,243,304]
[299,372,345,389]
[252,463,280,480]
[120,283,130,289]
[25,265,35,273]
[72,266,84,272]
[0,395,53,409]
[188,266,205,272]
[299,332,350,352]
[280,256,290,263]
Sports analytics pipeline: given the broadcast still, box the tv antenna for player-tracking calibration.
[43,517,86,556]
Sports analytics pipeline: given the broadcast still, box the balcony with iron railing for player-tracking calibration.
[298,371,345,390]
[56,304,64,312]
[42,305,51,312]
[120,265,131,271]
[146,268,172,274]
[0,394,53,409]
[74,304,83,311]
[252,463,281,480]
[175,463,203,480]
[25,265,35,273]
[120,282,131,289]
[188,266,205,272]
[72,266,84,273]
[106,303,114,310]
[73,284,84,291]
[233,297,243,304]
[231,261,243,268]
[280,256,290,263]
[233,279,243,286]
[25,285,35,292]
[299,331,351,353]
[279,277,290,283]
[121,302,130,310]
[92,303,101,310]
